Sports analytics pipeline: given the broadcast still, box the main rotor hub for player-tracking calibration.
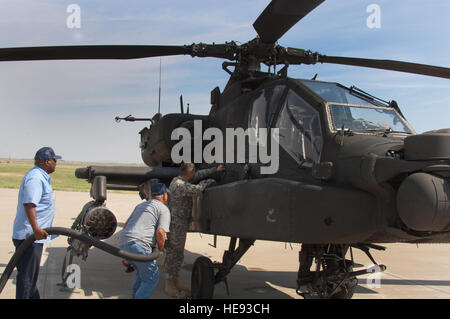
[187,38,318,75]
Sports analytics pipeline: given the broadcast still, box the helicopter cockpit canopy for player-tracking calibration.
[301,80,414,134]
[275,90,323,164]
[249,85,323,165]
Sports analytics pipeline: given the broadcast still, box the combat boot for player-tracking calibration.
[164,279,180,297]
[174,278,191,296]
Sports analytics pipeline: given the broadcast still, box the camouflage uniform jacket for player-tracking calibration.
[168,167,217,222]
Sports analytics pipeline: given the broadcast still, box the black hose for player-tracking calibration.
[0,227,161,294]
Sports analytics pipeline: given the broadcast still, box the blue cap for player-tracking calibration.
[34,147,62,161]
[151,182,170,196]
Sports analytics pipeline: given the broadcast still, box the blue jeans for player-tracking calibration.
[120,242,159,299]
[12,239,43,299]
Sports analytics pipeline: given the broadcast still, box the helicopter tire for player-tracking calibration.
[326,259,357,299]
[191,256,215,299]
[300,276,357,299]
[329,277,357,299]
[300,244,357,299]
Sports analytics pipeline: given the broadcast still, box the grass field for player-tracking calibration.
[0,159,143,192]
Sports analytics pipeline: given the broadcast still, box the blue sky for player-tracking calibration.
[0,0,449,163]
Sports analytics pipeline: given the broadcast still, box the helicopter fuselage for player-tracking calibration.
[108,74,450,244]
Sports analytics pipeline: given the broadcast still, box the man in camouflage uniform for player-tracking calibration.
[164,163,225,297]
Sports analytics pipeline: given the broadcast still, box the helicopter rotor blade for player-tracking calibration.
[317,55,450,79]
[0,43,238,62]
[284,48,450,79]
[0,45,192,62]
[253,0,325,43]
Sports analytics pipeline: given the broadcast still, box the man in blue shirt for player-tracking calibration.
[119,182,171,299]
[12,146,61,299]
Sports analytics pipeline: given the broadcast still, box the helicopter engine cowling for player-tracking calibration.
[397,172,450,232]
[404,128,450,161]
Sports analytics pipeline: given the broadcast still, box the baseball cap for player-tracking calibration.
[151,182,170,196]
[34,147,62,161]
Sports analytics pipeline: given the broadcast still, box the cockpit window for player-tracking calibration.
[275,90,323,164]
[249,85,285,131]
[300,80,414,134]
[330,104,413,133]
[249,86,285,151]
[301,80,383,107]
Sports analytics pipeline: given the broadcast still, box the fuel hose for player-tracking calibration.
[0,227,160,294]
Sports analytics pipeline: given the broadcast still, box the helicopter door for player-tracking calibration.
[275,90,323,165]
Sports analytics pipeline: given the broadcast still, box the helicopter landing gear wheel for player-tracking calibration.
[191,256,215,299]
[301,278,357,299]
[297,244,357,299]
[329,277,357,299]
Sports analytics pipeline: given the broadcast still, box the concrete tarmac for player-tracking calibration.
[1,188,449,299]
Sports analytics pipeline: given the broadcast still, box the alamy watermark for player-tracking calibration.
[65,264,81,289]
[366,264,382,289]
[66,4,81,29]
[170,120,280,174]
[366,4,381,29]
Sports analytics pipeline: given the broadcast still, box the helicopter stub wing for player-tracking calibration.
[75,165,179,186]
[253,0,325,43]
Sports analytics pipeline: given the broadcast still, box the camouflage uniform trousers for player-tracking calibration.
[165,217,190,280]
[164,169,217,280]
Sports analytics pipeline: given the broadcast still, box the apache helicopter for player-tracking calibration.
[1,0,449,299]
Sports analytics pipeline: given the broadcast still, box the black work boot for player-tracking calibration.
[297,244,314,286]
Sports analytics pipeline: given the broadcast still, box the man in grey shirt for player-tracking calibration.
[118,182,170,299]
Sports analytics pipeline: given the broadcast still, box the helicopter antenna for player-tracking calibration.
[180,95,184,114]
[158,57,162,114]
